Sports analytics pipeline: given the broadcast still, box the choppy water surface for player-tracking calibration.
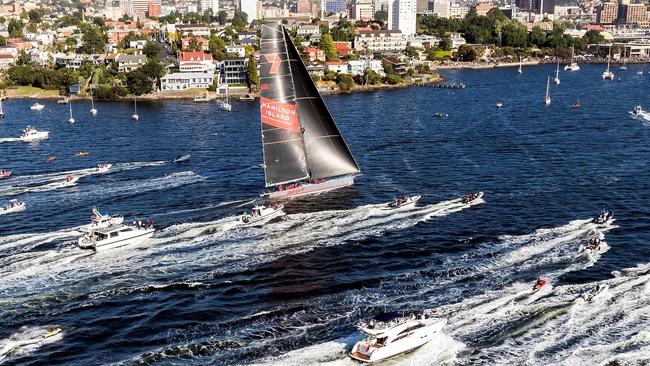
[1,64,650,365]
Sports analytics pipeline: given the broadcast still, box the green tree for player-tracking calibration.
[27,9,42,23]
[405,46,420,58]
[582,30,605,46]
[186,37,202,51]
[209,35,226,61]
[126,70,154,95]
[528,26,546,47]
[217,10,228,25]
[0,17,5,24]
[374,10,387,22]
[0,35,6,46]
[93,17,106,27]
[232,10,248,30]
[456,44,477,61]
[8,19,24,38]
[383,73,402,85]
[79,27,105,54]
[246,55,258,90]
[501,22,527,48]
[336,73,354,91]
[143,41,161,58]
[319,33,338,61]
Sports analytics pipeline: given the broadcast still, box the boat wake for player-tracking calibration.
[0,137,21,143]
[0,160,168,196]
[0,326,63,363]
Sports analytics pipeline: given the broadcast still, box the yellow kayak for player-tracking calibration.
[75,152,89,157]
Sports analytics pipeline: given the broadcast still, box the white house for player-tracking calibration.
[160,72,214,90]
[225,45,246,57]
[129,40,148,49]
[178,51,216,73]
[449,33,466,49]
[348,59,384,75]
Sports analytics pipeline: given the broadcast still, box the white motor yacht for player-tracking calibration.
[0,200,25,215]
[239,204,285,225]
[461,191,483,204]
[30,103,44,111]
[78,221,154,251]
[349,312,447,363]
[97,163,112,173]
[19,126,49,142]
[79,207,124,233]
[384,195,421,210]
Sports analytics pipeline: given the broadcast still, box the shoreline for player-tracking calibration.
[433,59,650,70]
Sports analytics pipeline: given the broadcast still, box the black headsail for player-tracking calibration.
[259,23,360,187]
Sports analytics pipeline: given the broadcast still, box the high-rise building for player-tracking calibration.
[352,0,374,19]
[516,0,554,14]
[240,0,259,22]
[325,0,346,13]
[416,0,429,13]
[200,0,219,14]
[131,0,159,18]
[618,3,648,23]
[388,0,416,36]
[432,0,450,17]
[596,1,618,23]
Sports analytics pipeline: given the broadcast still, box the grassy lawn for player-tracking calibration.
[6,86,61,97]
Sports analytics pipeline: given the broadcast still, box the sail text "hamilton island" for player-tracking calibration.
[260,97,300,132]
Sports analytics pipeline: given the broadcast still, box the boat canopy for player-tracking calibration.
[259,23,360,187]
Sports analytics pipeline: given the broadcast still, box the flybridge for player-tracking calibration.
[258,23,360,199]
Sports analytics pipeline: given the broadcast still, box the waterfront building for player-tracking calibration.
[325,61,348,73]
[348,59,384,75]
[179,51,215,73]
[388,0,417,36]
[354,30,407,53]
[116,53,147,72]
[221,57,248,84]
[161,72,214,90]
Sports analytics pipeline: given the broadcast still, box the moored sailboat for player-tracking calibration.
[132,97,139,120]
[258,23,361,200]
[545,76,551,105]
[0,97,4,118]
[518,56,522,74]
[564,45,580,71]
[602,49,614,80]
[68,100,75,124]
[89,90,97,116]
[554,62,560,85]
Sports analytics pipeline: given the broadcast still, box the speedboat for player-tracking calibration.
[630,106,650,120]
[78,220,154,251]
[461,191,483,204]
[221,101,232,111]
[593,209,613,225]
[59,175,80,187]
[349,311,447,363]
[57,98,69,104]
[637,71,644,75]
[571,102,582,109]
[79,207,124,233]
[384,195,421,210]
[0,170,11,179]
[75,152,89,157]
[30,103,44,111]
[496,101,503,108]
[564,63,580,71]
[97,163,112,172]
[19,126,49,142]
[581,284,609,302]
[240,204,285,225]
[0,199,25,214]
[44,327,62,338]
[46,156,56,162]
[579,235,603,254]
[171,154,191,163]
[531,278,548,294]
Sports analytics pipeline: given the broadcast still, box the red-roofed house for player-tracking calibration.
[0,53,15,69]
[356,26,372,32]
[585,24,605,32]
[303,47,325,62]
[333,41,353,57]
[181,36,210,51]
[6,38,33,51]
[324,61,348,73]
[179,51,215,73]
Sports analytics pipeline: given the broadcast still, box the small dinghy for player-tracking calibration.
[30,103,44,111]
[239,204,285,226]
[0,199,26,214]
[592,210,613,225]
[59,175,80,187]
[461,191,483,204]
[349,310,447,363]
[97,163,112,173]
[171,154,191,163]
[531,278,548,294]
[384,195,421,210]
[581,284,609,302]
[0,170,11,179]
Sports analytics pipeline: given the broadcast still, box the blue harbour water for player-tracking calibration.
[1,64,649,365]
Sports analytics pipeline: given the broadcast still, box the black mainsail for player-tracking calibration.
[259,23,360,188]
